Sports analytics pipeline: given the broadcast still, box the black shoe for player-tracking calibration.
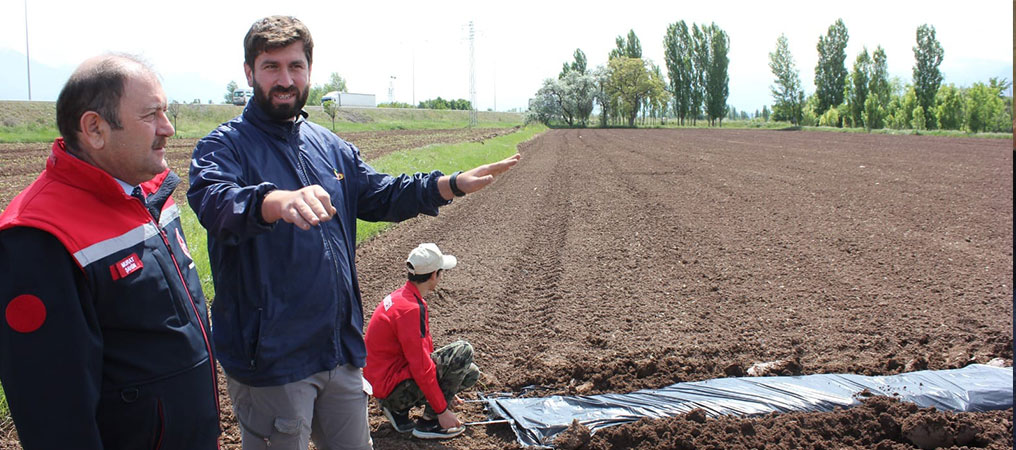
[382,406,415,433]
[412,418,465,440]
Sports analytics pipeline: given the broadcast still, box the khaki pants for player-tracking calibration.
[227,364,373,450]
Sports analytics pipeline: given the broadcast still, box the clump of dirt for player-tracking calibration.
[553,419,592,450]
[745,358,804,377]
[901,412,980,449]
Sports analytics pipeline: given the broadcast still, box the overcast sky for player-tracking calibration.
[1,0,1012,113]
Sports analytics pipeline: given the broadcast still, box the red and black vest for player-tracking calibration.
[0,139,219,448]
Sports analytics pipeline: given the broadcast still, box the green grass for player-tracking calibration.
[181,204,216,300]
[0,101,524,142]
[178,123,546,300]
[0,384,7,419]
[354,124,546,241]
[0,124,59,143]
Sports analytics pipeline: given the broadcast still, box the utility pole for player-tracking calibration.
[24,0,32,100]
[388,75,396,104]
[468,21,477,127]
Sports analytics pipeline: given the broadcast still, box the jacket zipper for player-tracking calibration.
[138,197,222,422]
[293,140,346,353]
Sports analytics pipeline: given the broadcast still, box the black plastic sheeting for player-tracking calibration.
[482,364,1013,447]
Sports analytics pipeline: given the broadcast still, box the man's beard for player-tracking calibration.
[254,84,310,121]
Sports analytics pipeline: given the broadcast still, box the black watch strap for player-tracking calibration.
[449,171,466,197]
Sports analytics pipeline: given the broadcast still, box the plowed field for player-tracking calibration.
[354,129,1013,449]
[1,128,1012,449]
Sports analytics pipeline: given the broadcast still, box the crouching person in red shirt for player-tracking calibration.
[363,243,480,440]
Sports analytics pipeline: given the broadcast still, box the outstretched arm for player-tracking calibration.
[437,153,521,200]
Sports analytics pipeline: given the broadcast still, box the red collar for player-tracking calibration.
[46,138,169,201]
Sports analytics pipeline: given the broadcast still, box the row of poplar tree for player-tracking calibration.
[528,24,730,128]
[528,20,1012,133]
[770,20,1012,133]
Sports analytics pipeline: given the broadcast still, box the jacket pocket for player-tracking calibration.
[246,308,264,370]
[96,388,165,450]
[148,247,191,327]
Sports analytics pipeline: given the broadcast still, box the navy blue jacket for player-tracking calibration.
[188,100,450,386]
[0,140,219,449]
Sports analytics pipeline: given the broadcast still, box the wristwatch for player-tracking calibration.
[449,171,466,197]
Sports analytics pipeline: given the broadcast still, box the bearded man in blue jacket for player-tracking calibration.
[188,15,519,450]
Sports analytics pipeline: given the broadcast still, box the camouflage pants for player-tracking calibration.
[378,339,480,417]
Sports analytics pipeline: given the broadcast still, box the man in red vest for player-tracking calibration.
[0,54,220,449]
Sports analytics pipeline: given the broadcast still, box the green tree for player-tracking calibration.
[911,105,927,130]
[527,85,561,126]
[705,24,730,126]
[690,24,710,125]
[168,101,180,132]
[606,57,659,127]
[306,73,347,106]
[819,106,840,127]
[591,66,611,127]
[935,84,964,130]
[606,32,642,125]
[814,19,850,114]
[560,48,588,79]
[966,82,1006,132]
[307,86,325,105]
[325,73,348,93]
[888,86,918,129]
[912,24,944,129]
[664,21,694,125]
[224,80,238,104]
[323,99,337,131]
[848,48,870,128]
[535,78,574,126]
[564,70,597,126]
[625,30,642,58]
[768,34,804,125]
[646,63,670,125]
[609,30,642,60]
[863,46,891,130]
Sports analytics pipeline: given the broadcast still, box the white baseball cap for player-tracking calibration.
[406,243,457,275]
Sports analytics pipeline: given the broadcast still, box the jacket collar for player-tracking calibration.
[47,138,171,204]
[403,281,425,301]
[242,97,310,140]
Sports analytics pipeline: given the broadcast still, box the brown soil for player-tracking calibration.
[353,129,1013,449]
[1,128,1012,449]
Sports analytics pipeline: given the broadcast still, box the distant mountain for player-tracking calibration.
[0,49,227,104]
[0,48,73,101]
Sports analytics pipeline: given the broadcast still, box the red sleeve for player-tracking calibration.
[393,300,447,413]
